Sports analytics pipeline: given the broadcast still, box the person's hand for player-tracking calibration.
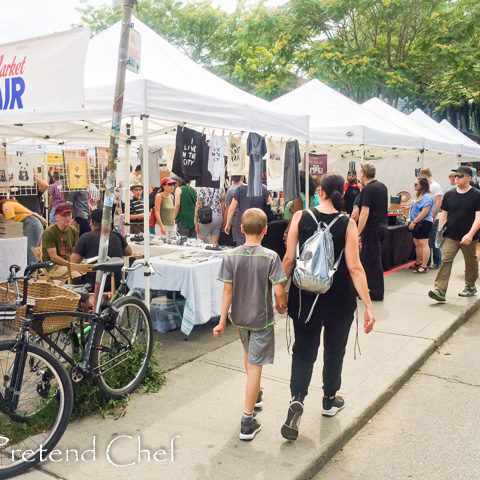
[224,224,231,235]
[160,225,166,235]
[213,322,225,338]
[460,233,473,245]
[408,222,415,231]
[364,307,375,334]
[275,299,287,314]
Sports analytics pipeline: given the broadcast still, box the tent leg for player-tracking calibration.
[124,117,133,234]
[421,149,424,169]
[305,141,310,208]
[142,114,150,309]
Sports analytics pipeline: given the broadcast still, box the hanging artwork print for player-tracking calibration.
[68,161,87,189]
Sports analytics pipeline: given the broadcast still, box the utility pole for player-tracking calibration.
[93,0,136,308]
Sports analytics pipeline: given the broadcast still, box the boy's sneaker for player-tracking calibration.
[281,394,304,441]
[458,285,477,297]
[239,418,262,441]
[255,388,263,409]
[428,288,446,302]
[322,396,345,417]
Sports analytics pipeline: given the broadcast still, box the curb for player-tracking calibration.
[295,297,480,480]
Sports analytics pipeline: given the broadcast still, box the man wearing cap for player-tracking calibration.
[41,203,78,278]
[428,166,480,302]
[71,208,132,289]
[129,183,144,235]
[344,170,361,216]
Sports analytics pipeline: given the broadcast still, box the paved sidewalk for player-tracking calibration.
[31,258,479,480]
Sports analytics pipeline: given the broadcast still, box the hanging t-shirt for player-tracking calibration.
[196,140,221,188]
[172,125,205,180]
[266,139,285,191]
[283,140,301,203]
[247,132,267,198]
[208,135,226,181]
[228,134,247,176]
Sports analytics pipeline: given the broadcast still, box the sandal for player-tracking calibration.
[409,263,420,271]
[414,266,428,274]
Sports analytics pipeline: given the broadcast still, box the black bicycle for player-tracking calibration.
[0,258,153,478]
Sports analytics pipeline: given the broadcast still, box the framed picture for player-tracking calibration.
[68,160,88,189]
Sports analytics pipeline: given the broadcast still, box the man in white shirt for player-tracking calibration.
[419,168,443,268]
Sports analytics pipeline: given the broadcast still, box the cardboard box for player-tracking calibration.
[0,214,24,238]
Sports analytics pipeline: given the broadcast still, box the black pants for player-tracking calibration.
[360,223,387,300]
[75,216,91,237]
[290,307,354,398]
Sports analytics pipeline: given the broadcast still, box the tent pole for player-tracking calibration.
[94,0,135,311]
[421,149,424,168]
[124,117,133,234]
[305,141,310,208]
[142,114,150,309]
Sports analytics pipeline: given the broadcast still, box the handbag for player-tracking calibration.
[198,189,214,224]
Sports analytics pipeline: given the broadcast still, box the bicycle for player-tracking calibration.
[0,258,154,478]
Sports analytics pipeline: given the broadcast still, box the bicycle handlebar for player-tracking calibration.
[24,262,54,278]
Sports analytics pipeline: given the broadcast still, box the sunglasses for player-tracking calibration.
[454,174,465,178]
[165,182,176,186]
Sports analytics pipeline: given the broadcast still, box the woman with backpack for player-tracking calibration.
[195,186,225,245]
[278,173,375,441]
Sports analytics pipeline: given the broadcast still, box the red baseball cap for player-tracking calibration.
[161,177,176,186]
[55,203,72,216]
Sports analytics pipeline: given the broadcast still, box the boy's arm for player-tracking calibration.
[213,283,233,337]
[273,284,287,314]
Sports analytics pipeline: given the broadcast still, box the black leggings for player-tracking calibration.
[290,307,354,398]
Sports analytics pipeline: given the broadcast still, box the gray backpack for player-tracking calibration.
[293,210,347,322]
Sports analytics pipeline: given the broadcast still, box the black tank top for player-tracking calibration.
[288,209,357,322]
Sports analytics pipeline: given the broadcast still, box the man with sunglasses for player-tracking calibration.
[429,166,480,302]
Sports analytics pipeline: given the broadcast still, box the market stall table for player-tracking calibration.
[0,237,27,281]
[382,224,414,271]
[128,242,200,258]
[126,252,224,335]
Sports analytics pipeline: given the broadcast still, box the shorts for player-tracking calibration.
[238,326,275,366]
[412,220,433,239]
[198,213,222,240]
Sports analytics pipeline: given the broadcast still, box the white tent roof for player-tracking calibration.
[271,79,423,148]
[0,17,309,141]
[362,98,461,155]
[408,110,480,159]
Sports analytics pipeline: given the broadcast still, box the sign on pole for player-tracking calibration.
[126,29,141,74]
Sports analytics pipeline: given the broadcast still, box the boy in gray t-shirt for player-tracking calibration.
[214,208,287,441]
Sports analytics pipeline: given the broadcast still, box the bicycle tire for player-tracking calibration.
[91,296,153,398]
[0,340,73,479]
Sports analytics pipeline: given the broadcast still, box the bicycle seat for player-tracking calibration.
[92,257,124,273]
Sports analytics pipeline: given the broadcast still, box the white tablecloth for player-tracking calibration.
[0,237,28,281]
[128,242,200,257]
[127,255,224,335]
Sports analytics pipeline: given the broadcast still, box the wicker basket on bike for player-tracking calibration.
[0,280,80,334]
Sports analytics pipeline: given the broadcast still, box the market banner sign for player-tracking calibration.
[0,27,90,117]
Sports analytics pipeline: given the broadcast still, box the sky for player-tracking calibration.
[0,0,288,43]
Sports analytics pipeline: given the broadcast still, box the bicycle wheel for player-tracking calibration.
[0,340,73,479]
[91,296,153,398]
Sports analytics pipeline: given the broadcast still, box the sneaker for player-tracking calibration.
[239,418,262,441]
[322,396,345,417]
[255,388,263,409]
[281,395,304,441]
[428,288,446,302]
[430,264,440,269]
[458,286,477,297]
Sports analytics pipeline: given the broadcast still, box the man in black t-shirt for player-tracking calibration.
[70,208,132,289]
[344,170,361,215]
[357,162,388,301]
[429,166,480,302]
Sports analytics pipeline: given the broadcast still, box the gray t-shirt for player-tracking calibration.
[67,190,90,220]
[217,244,286,330]
[225,183,245,236]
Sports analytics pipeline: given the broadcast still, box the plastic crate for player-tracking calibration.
[150,299,184,333]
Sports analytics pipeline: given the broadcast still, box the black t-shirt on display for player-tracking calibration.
[358,180,388,225]
[441,187,480,241]
[172,125,205,180]
[73,229,128,287]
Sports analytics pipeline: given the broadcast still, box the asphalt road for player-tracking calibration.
[314,309,480,480]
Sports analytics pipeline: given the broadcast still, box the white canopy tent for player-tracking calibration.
[409,109,480,159]
[272,79,423,149]
[0,19,310,305]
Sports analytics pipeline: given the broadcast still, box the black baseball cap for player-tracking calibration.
[452,166,473,176]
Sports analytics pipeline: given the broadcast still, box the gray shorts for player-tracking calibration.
[239,326,275,366]
[198,213,222,240]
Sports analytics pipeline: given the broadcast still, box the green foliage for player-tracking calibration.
[75,0,480,113]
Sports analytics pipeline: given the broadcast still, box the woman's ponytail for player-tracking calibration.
[330,190,345,212]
